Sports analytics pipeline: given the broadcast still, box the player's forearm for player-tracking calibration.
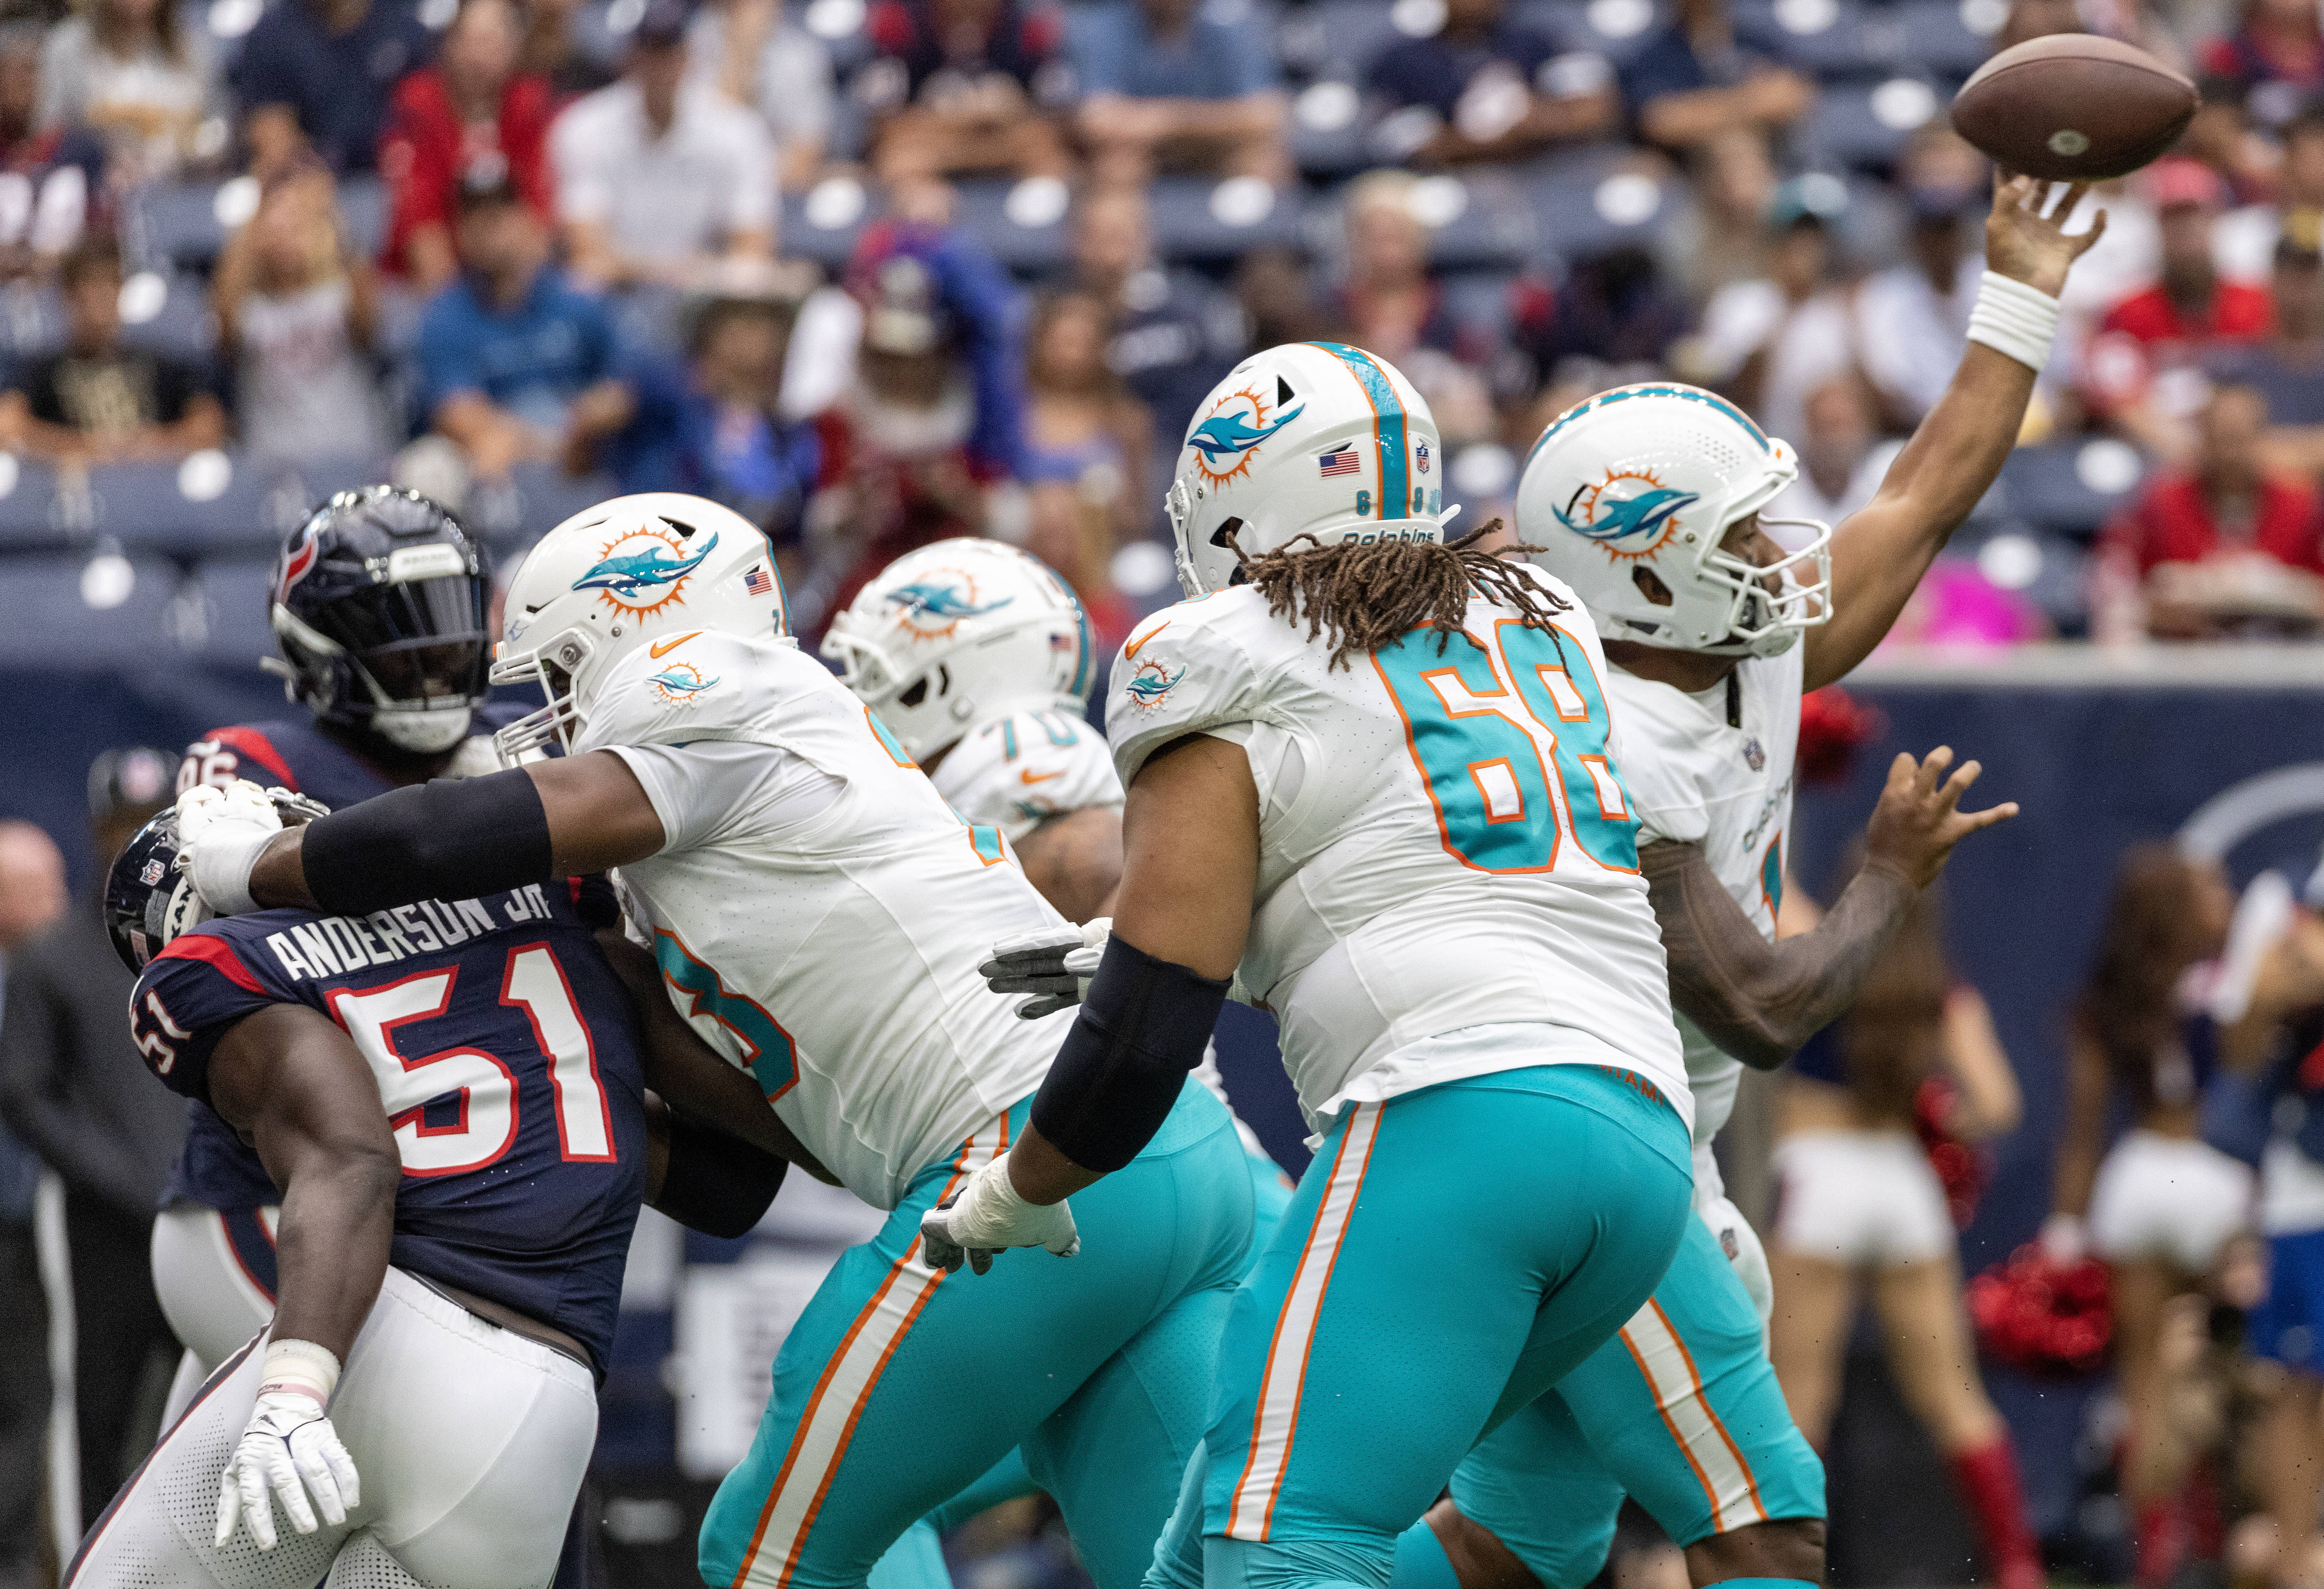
[266,1149,397,1362]
[1646,841,1916,1069]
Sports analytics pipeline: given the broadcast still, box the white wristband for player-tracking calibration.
[1965,269,2061,373]
[258,1338,341,1407]
[190,824,276,916]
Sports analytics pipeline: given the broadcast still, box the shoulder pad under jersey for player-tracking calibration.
[574,631,811,754]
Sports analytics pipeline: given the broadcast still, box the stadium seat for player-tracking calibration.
[84,456,297,556]
[1990,439,2144,540]
[118,271,218,363]
[1731,0,1903,78]
[1800,79,1955,173]
[1145,177,1309,264]
[1524,147,1673,263]
[782,185,871,273]
[197,557,283,662]
[0,459,64,551]
[0,552,189,662]
[130,182,229,273]
[1275,0,1399,81]
[951,180,1072,275]
[1418,174,1541,271]
[1900,0,1994,79]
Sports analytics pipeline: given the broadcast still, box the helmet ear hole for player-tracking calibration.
[1210,519,1242,550]
[898,678,929,708]
[1633,568,1675,608]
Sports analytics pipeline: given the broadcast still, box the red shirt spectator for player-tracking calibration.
[2103,471,2324,574]
[378,0,552,288]
[2099,280,2275,349]
[2085,159,2273,414]
[2200,0,2324,94]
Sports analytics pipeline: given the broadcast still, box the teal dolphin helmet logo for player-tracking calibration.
[1554,470,1699,550]
[572,529,721,607]
[887,582,1013,622]
[1188,381,1304,487]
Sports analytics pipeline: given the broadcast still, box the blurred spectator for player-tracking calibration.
[2184,74,2275,203]
[1025,289,1152,547]
[519,0,616,97]
[1661,125,1777,304]
[2199,0,2324,99]
[1770,373,1896,524]
[1061,183,1239,459]
[1621,0,1813,153]
[1024,291,1145,639]
[549,0,776,290]
[804,218,1027,632]
[1694,175,1850,442]
[0,820,61,1589]
[2096,382,2324,640]
[1334,169,1495,442]
[231,0,437,176]
[37,0,215,183]
[1235,243,1331,349]
[688,0,833,190]
[1069,0,1288,185]
[2217,109,2324,279]
[2089,160,2275,458]
[1855,138,1986,427]
[416,170,625,479]
[214,164,391,468]
[2213,223,2324,451]
[1512,241,1689,390]
[590,268,822,539]
[0,235,225,462]
[854,0,1071,184]
[1362,0,1615,167]
[0,750,182,1531]
[378,0,554,291]
[0,22,102,278]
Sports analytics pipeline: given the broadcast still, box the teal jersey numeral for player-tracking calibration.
[653,930,800,1100]
[1372,619,1640,875]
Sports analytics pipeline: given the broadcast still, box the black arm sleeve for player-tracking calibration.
[654,1115,790,1238]
[1030,935,1230,1174]
[302,769,556,917]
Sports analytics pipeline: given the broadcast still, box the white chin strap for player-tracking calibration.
[371,703,473,754]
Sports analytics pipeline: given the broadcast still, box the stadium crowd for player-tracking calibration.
[4,0,2324,644]
[10,0,2324,1584]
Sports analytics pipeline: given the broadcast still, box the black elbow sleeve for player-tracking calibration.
[656,1115,790,1238]
[1030,936,1230,1174]
[303,770,555,917]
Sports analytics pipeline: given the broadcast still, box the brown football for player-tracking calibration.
[1950,34,2197,181]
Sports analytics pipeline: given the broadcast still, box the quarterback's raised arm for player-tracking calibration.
[1648,747,2016,1067]
[1800,176,2107,692]
[184,754,667,918]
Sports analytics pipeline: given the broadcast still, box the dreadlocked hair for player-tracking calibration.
[1223,521,1571,670]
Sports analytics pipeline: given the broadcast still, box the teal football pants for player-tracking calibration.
[701,1080,1253,1589]
[1146,1062,1693,1589]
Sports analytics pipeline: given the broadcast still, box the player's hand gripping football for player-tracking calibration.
[176,779,286,916]
[981,918,1112,1019]
[1863,746,2018,891]
[1984,172,2108,299]
[920,1151,1081,1274]
[215,1389,361,1550]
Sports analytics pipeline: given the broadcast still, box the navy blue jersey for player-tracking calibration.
[164,706,526,1214]
[130,881,646,1375]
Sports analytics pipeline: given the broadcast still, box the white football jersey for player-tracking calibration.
[930,708,1123,842]
[575,631,1067,1209]
[1600,646,1801,1153]
[1107,573,1689,1135]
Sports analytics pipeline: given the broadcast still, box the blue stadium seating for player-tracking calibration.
[1525,147,1673,263]
[1989,440,2146,540]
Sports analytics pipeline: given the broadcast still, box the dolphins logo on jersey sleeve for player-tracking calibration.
[647,661,720,704]
[1124,658,1187,710]
[1554,469,1699,560]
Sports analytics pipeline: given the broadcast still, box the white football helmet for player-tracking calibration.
[1515,384,1832,657]
[491,493,790,761]
[1166,342,1451,598]
[822,539,1096,760]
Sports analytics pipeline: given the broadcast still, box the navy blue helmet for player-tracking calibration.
[271,487,492,755]
[104,788,327,972]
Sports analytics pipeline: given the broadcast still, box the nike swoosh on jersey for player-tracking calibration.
[1124,621,1169,660]
[1020,769,1064,784]
[650,632,702,659]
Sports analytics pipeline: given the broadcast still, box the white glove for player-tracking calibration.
[919,1152,1081,1274]
[980,918,1111,1019]
[176,780,285,916]
[215,1391,359,1550]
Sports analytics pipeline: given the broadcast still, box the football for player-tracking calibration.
[1949,34,2198,181]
